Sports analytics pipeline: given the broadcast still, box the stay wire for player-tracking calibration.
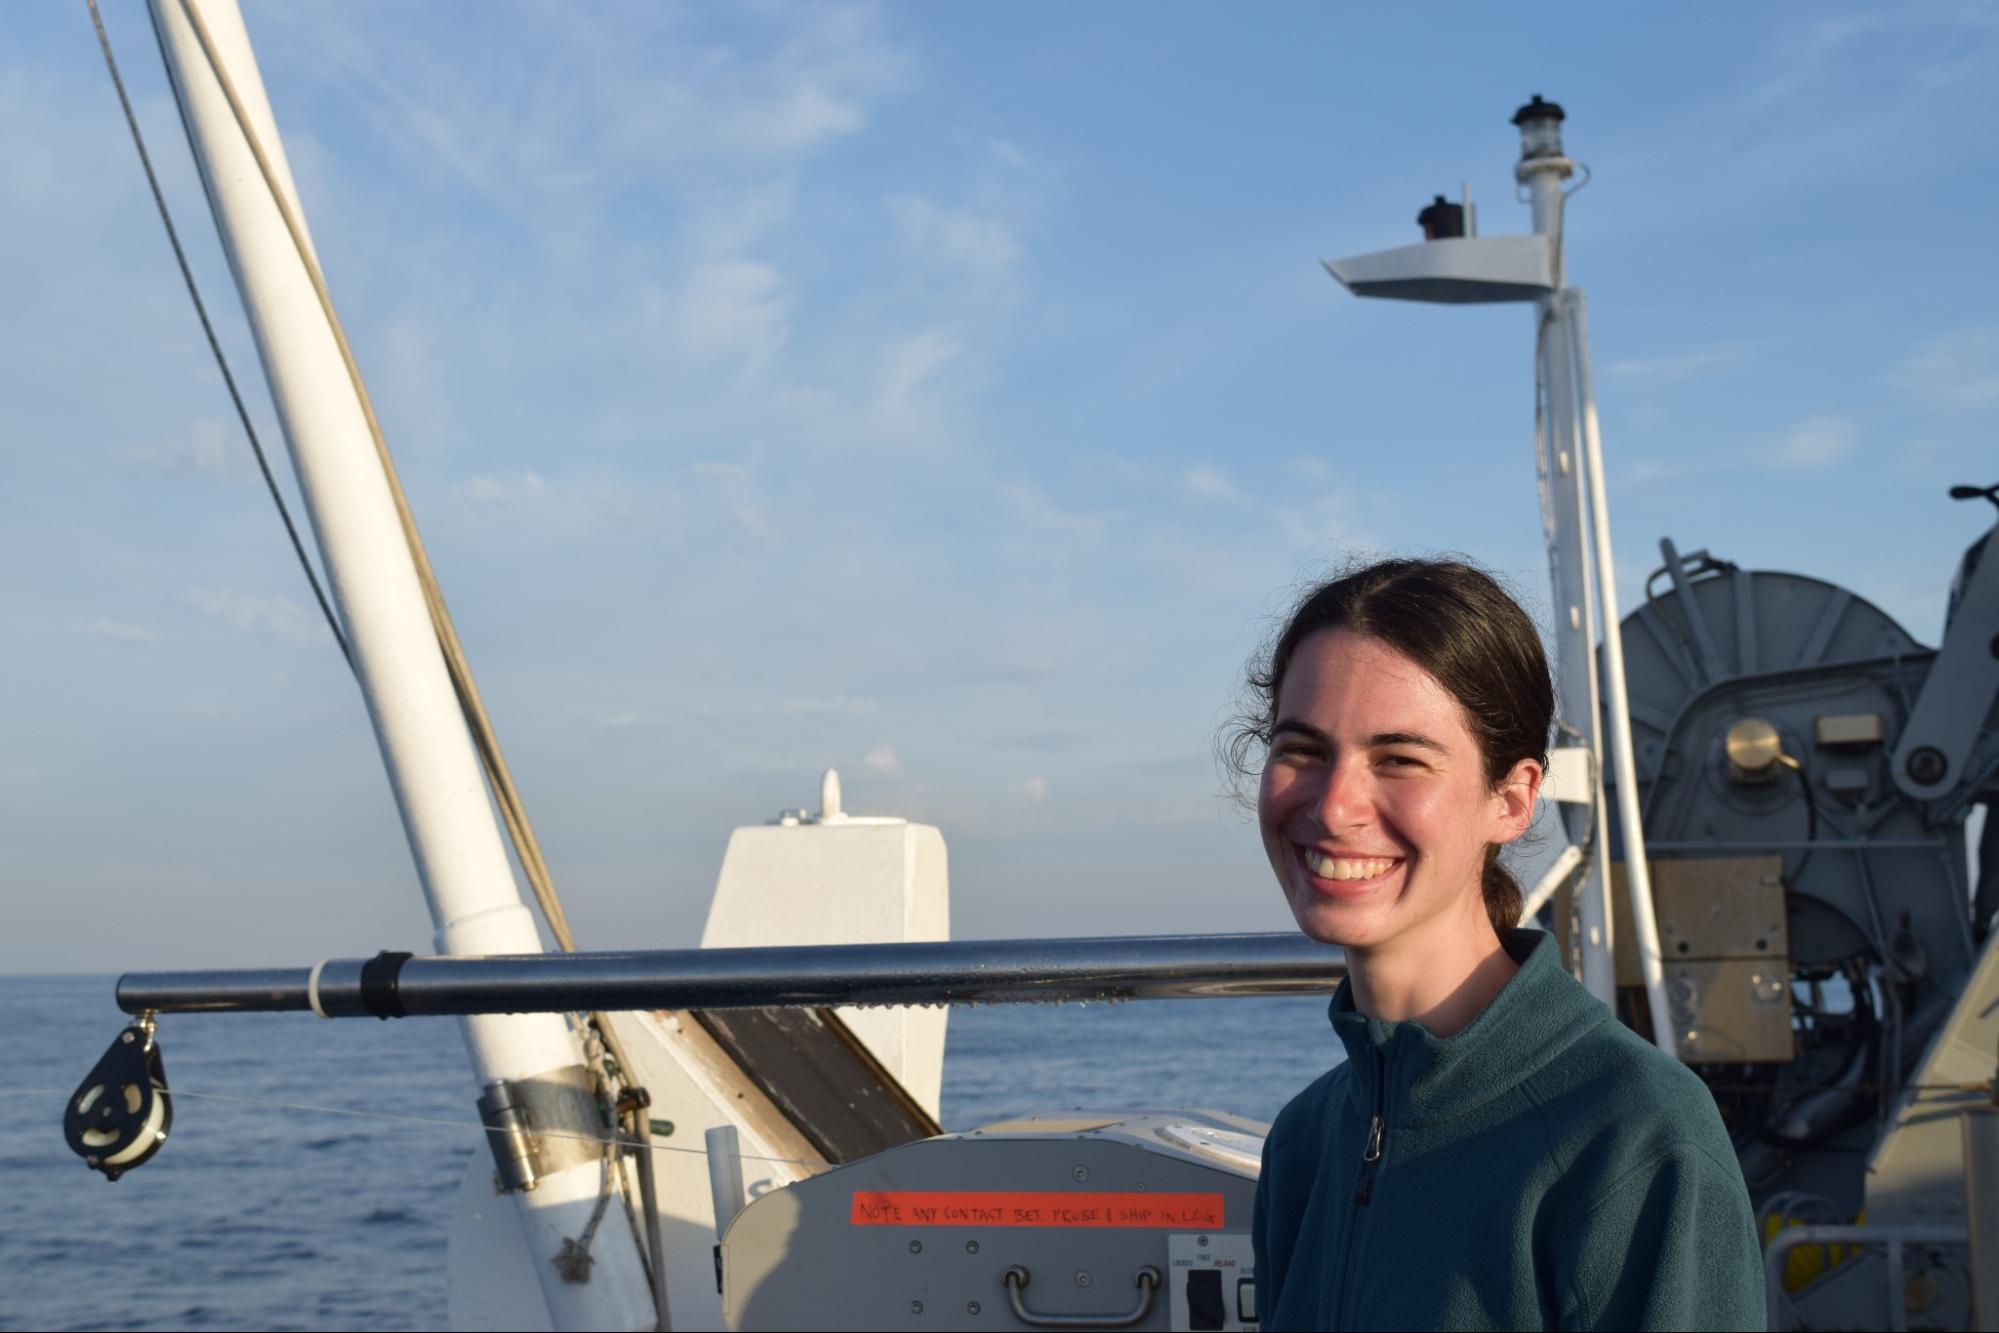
[7,1083,828,1169]
[117,0,635,1095]
[155,0,591,973]
[96,7,665,1295]
[84,0,350,670]
[153,0,643,1104]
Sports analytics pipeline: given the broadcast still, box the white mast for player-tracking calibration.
[146,2,655,1325]
[1324,96,1675,1053]
[1513,99,1620,1009]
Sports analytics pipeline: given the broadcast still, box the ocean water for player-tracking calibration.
[1,976,1338,1331]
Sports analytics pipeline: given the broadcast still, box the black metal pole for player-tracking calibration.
[116,933,1345,1018]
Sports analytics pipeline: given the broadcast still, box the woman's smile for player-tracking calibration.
[1295,846,1405,888]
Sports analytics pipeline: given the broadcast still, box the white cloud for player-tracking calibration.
[862,743,901,773]
[1889,327,1999,411]
[119,418,246,481]
[875,330,964,430]
[998,480,1115,550]
[257,3,912,246]
[1742,8,1999,112]
[1273,476,1372,555]
[1181,465,1245,505]
[456,471,547,503]
[725,82,864,157]
[1768,416,1857,470]
[75,618,161,644]
[584,710,665,731]
[1621,458,1679,486]
[1287,456,1335,485]
[685,178,799,257]
[1607,348,1748,384]
[185,588,326,647]
[779,696,878,716]
[692,461,774,540]
[891,194,1022,283]
[984,137,1029,168]
[1017,775,1047,802]
[677,260,791,369]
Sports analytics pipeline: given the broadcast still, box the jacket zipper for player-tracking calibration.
[1338,1049,1389,1328]
[1353,1049,1386,1205]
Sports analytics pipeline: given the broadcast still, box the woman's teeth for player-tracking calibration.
[1303,851,1397,881]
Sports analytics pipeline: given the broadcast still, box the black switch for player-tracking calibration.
[1187,1269,1225,1330]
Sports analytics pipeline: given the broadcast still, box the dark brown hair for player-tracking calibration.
[1223,557,1553,939]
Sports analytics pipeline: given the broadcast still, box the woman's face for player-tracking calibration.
[1258,628,1538,953]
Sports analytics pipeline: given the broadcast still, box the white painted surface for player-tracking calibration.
[701,775,950,1118]
[1540,746,1595,807]
[1538,296,1617,1007]
[447,1157,554,1333]
[1322,234,1554,303]
[603,1009,823,1332]
[1517,843,1586,925]
[1567,290,1674,1053]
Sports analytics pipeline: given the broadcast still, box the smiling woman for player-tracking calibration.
[1241,558,1551,956]
[1230,558,1766,1331]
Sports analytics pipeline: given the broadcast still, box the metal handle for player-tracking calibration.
[1001,1266,1161,1329]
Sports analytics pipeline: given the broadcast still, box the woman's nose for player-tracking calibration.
[1311,758,1372,833]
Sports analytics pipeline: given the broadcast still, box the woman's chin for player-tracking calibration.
[1287,895,1394,950]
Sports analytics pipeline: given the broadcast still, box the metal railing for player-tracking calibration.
[1764,1224,1967,1333]
[115,933,1348,1019]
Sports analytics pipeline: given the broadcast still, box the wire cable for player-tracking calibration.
[9,1083,828,1169]
[155,0,581,962]
[85,0,350,668]
[133,0,637,1082]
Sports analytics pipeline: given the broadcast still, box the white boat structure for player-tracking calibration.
[63,4,1999,1330]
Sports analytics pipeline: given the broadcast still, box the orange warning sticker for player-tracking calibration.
[850,1190,1224,1228]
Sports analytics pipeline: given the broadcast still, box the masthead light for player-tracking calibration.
[1512,94,1567,162]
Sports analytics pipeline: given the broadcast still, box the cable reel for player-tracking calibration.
[64,1019,172,1180]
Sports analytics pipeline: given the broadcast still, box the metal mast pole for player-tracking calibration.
[1567,290,1674,1052]
[1322,97,1675,1050]
[1517,97,1672,1050]
[146,2,655,1324]
[1516,100,1618,1007]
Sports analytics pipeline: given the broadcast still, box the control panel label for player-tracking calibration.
[851,1190,1224,1228]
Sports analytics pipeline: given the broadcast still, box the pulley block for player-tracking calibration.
[64,1021,172,1181]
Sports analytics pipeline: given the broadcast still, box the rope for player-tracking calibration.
[7,1083,829,1169]
[156,0,581,960]
[84,0,350,667]
[128,0,639,1093]
[151,0,645,1083]
[552,1141,622,1282]
[99,10,685,1302]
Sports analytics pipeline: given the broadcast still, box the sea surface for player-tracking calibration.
[1,975,1338,1331]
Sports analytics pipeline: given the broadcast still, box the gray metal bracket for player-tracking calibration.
[1892,522,1999,802]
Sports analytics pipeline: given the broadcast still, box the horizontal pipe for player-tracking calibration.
[118,933,1347,1018]
[1643,838,1945,852]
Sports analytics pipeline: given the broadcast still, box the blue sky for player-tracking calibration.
[5,2,1998,971]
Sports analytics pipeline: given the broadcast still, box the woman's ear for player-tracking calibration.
[1490,757,1543,845]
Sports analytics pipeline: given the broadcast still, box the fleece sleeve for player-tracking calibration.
[1555,1140,1767,1331]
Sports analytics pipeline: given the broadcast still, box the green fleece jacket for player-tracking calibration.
[1252,930,1765,1331]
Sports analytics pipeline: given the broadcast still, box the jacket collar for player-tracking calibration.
[1328,929,1608,1125]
